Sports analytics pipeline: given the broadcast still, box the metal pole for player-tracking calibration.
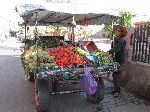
[34,12,40,68]
[112,21,114,41]
[72,27,75,43]
[24,21,27,51]
[71,15,76,43]
[111,21,115,60]
[35,12,38,43]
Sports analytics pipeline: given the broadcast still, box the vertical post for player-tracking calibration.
[72,26,75,43]
[132,28,136,60]
[24,21,27,51]
[71,15,76,43]
[144,23,150,62]
[141,24,146,62]
[35,12,38,43]
[138,25,143,61]
[111,21,115,60]
[148,44,150,63]
[34,11,40,69]
[135,27,140,61]
[112,21,114,41]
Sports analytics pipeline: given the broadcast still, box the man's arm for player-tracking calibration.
[109,38,126,54]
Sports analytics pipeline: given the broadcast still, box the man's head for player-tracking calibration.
[114,25,127,37]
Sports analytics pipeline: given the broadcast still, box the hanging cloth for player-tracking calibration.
[84,16,87,27]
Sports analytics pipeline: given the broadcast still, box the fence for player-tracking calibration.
[132,22,150,63]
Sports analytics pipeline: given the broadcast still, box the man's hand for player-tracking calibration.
[105,51,110,56]
[105,51,113,57]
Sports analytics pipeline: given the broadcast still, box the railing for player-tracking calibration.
[132,22,150,63]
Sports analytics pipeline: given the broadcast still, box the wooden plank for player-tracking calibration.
[130,34,134,45]
[132,28,137,60]
[141,24,146,62]
[138,25,143,61]
[144,23,150,62]
[135,27,140,61]
[148,44,150,63]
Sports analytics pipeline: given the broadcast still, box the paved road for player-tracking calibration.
[0,55,35,112]
[0,38,150,112]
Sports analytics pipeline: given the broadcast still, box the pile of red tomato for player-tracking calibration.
[45,45,86,66]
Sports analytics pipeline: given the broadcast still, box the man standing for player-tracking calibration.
[108,25,127,97]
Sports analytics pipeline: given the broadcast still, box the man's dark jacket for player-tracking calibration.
[109,37,126,65]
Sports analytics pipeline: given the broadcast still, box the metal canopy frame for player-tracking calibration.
[16,3,123,46]
[16,3,122,26]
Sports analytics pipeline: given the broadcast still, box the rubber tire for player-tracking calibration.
[87,78,105,103]
[36,80,50,112]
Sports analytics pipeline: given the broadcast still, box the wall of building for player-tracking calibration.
[121,46,150,100]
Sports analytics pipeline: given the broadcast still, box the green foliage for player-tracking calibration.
[33,28,41,36]
[80,26,90,38]
[122,11,133,31]
[104,11,133,40]
[103,22,113,40]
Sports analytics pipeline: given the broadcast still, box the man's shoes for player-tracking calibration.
[111,90,116,95]
[111,89,120,97]
[113,92,120,98]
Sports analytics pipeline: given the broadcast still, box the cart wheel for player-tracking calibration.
[87,78,104,103]
[35,79,50,112]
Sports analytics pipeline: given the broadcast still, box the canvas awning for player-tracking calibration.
[15,3,122,26]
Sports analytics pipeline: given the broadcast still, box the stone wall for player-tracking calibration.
[121,48,150,100]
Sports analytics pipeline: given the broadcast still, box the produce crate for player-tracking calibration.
[81,40,98,52]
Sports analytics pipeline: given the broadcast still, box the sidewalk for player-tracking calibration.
[0,37,23,55]
[0,37,23,50]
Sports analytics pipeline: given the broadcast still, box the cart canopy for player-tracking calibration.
[15,3,122,26]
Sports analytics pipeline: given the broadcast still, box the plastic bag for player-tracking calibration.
[84,53,97,62]
[84,53,99,65]
[80,65,97,95]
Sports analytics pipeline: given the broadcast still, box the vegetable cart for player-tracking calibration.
[21,35,120,112]
[16,3,122,112]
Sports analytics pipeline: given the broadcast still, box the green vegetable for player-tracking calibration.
[72,47,86,56]
[92,50,113,64]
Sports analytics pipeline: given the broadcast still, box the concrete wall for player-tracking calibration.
[121,48,150,100]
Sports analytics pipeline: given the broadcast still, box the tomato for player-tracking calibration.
[45,45,87,66]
